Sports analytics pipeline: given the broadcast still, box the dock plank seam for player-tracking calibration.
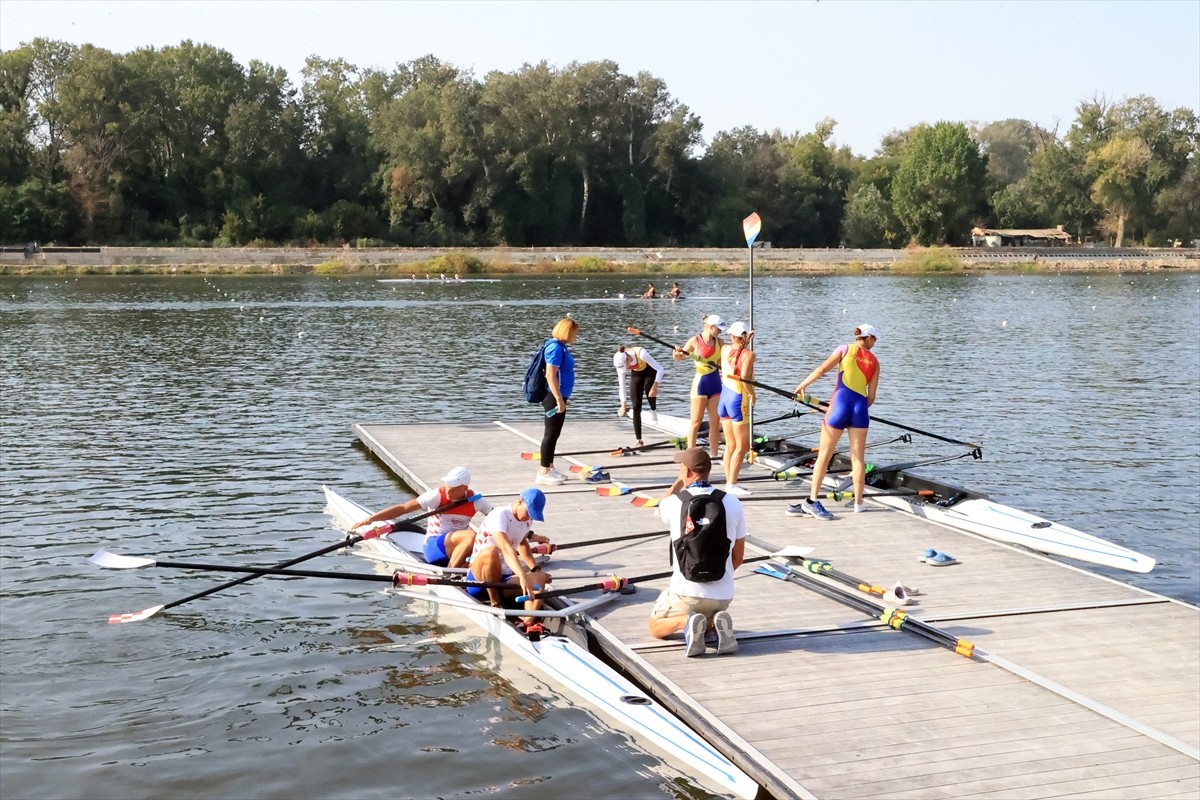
[745,534,1200,762]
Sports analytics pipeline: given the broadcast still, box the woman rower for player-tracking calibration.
[791,324,881,519]
[717,321,755,496]
[616,344,665,447]
[642,282,657,299]
[667,282,683,300]
[674,314,726,460]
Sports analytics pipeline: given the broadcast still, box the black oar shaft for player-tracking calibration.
[550,529,667,552]
[151,561,515,590]
[627,327,682,351]
[747,378,982,450]
[157,496,474,612]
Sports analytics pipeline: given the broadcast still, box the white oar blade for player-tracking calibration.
[773,546,816,559]
[89,549,156,569]
[108,605,165,624]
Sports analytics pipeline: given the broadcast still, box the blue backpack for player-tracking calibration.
[522,341,549,403]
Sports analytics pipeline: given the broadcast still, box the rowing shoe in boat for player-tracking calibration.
[322,486,758,799]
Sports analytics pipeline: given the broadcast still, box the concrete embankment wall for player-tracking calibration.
[1,245,1196,274]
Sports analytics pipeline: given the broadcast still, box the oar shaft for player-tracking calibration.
[157,494,479,612]
[627,327,681,351]
[521,555,773,601]
[748,377,982,450]
[150,561,516,590]
[548,529,667,552]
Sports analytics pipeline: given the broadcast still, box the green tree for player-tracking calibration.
[842,183,900,248]
[891,122,988,245]
[1088,136,1152,247]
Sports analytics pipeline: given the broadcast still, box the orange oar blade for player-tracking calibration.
[629,495,660,508]
[519,452,540,461]
[595,486,626,497]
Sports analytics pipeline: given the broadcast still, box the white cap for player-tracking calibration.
[613,349,629,369]
[441,466,471,487]
[703,314,726,331]
[854,323,880,340]
[726,321,749,338]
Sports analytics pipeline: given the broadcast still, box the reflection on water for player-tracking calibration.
[1,273,1197,799]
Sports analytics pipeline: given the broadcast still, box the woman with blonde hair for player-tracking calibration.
[716,321,755,496]
[674,313,726,460]
[536,317,579,486]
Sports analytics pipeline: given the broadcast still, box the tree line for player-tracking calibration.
[1,39,1196,249]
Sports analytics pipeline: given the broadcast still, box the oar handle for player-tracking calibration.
[154,560,519,590]
[517,555,773,601]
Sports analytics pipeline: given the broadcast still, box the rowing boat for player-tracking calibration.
[637,413,1155,573]
[322,486,758,799]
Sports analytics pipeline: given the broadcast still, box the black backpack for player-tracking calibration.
[522,340,549,403]
[671,489,730,583]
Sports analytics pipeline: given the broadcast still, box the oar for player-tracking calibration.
[790,558,887,597]
[519,435,688,461]
[91,550,520,591]
[597,468,804,498]
[738,489,936,504]
[515,552,794,602]
[626,325,685,353]
[98,494,482,624]
[750,544,975,658]
[832,449,983,492]
[772,432,913,473]
[529,528,668,554]
[747,377,983,451]
[569,457,680,479]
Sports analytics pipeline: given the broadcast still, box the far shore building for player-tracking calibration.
[971,226,1073,247]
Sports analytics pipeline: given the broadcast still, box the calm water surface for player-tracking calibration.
[2,272,1198,799]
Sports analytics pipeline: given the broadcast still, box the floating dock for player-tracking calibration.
[351,418,1200,799]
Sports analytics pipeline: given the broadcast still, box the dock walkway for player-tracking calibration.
[352,418,1200,799]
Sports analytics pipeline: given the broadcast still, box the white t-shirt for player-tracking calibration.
[658,484,746,601]
[474,506,532,576]
[415,487,494,538]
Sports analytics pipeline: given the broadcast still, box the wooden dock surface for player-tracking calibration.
[351,418,1200,799]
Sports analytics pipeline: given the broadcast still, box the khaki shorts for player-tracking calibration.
[650,589,731,620]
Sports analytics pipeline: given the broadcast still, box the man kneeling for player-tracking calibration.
[648,448,746,657]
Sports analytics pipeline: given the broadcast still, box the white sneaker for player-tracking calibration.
[536,471,564,486]
[713,610,737,655]
[646,409,657,424]
[684,613,706,657]
[724,484,751,497]
[854,503,864,513]
[548,467,569,481]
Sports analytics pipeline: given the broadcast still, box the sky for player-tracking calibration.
[2,0,1198,156]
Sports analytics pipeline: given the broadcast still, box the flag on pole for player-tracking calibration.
[742,212,762,248]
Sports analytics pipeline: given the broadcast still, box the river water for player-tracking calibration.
[2,272,1197,799]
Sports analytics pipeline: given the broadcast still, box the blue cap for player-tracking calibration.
[519,488,546,522]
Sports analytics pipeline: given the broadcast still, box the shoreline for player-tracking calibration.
[1,245,1195,276]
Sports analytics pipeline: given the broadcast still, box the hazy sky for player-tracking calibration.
[3,0,1197,155]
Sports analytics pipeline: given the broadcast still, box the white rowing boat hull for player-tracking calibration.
[322,486,758,799]
[640,412,1154,573]
[867,493,1155,573]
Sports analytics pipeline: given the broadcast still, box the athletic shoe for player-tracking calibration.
[548,467,569,481]
[724,484,751,497]
[713,610,737,655]
[584,470,611,484]
[853,503,864,513]
[536,471,564,486]
[785,502,808,517]
[800,498,834,521]
[646,409,657,424]
[684,613,706,657]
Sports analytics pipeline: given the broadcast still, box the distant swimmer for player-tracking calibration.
[667,282,683,300]
[642,283,657,299]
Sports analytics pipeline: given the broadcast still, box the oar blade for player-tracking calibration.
[629,495,660,508]
[89,549,156,570]
[519,452,541,461]
[568,463,593,474]
[595,486,628,497]
[108,605,165,624]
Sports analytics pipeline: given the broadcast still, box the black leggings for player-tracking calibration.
[540,394,567,468]
[630,367,659,440]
